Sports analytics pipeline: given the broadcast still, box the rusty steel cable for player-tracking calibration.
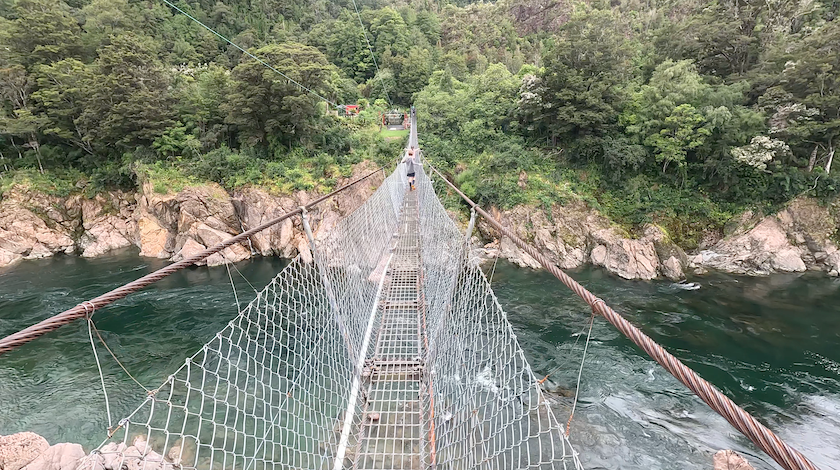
[0,166,387,356]
[427,163,820,470]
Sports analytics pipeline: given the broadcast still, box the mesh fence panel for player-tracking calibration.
[84,162,581,470]
[416,166,582,470]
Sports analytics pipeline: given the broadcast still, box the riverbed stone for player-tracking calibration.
[0,432,50,470]
[712,449,754,470]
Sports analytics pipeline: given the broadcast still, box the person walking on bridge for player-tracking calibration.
[403,147,418,191]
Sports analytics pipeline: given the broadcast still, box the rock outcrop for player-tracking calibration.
[0,162,381,270]
[0,189,77,266]
[475,196,838,280]
[1,164,838,280]
[21,444,85,470]
[690,198,839,276]
[477,200,687,280]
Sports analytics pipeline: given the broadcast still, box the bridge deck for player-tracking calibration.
[353,189,425,470]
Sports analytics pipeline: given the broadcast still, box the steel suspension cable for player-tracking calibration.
[161,0,338,108]
[0,166,387,356]
[426,162,820,470]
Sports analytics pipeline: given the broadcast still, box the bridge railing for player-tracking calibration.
[415,165,583,470]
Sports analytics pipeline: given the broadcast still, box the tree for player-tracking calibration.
[530,8,634,146]
[31,59,95,155]
[0,65,48,172]
[77,34,176,153]
[365,8,410,58]
[8,0,83,68]
[224,42,334,148]
[621,59,762,182]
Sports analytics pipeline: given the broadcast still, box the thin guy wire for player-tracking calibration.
[224,256,241,310]
[161,0,338,107]
[566,310,594,437]
[90,320,150,393]
[349,0,392,106]
[88,317,113,430]
[487,235,502,285]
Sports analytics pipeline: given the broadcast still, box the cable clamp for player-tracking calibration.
[590,297,606,315]
[81,301,97,318]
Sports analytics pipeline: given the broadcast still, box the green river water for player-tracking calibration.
[0,250,838,469]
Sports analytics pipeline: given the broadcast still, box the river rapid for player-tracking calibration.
[1,251,838,469]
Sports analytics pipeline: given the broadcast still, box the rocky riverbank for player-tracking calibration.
[1,163,838,280]
[0,162,381,270]
[0,431,756,470]
[474,197,840,280]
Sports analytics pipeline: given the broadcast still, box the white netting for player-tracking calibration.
[85,157,581,470]
[415,166,582,470]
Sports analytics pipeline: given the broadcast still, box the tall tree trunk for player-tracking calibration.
[826,143,835,175]
[10,136,22,159]
[808,144,819,172]
[29,135,44,174]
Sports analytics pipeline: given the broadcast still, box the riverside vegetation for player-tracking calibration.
[1,0,840,277]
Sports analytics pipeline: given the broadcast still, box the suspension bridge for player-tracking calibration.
[0,110,823,470]
[0,3,825,467]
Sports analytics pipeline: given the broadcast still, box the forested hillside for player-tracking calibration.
[1,0,839,247]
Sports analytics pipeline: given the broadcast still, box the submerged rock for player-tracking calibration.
[712,449,754,470]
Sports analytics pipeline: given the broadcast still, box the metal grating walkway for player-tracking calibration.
[354,189,424,470]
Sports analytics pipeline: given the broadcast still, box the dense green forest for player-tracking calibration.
[1,0,839,246]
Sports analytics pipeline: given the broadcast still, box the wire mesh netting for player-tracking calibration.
[83,157,582,470]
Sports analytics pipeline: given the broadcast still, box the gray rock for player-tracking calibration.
[0,432,50,470]
[21,443,85,470]
[661,256,684,281]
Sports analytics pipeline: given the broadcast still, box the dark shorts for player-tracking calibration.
[407,172,416,177]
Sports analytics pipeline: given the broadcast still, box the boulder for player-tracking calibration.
[770,248,807,272]
[137,216,171,258]
[171,237,207,264]
[0,432,50,470]
[712,449,754,470]
[0,248,24,269]
[192,223,250,266]
[827,251,840,276]
[21,443,85,470]
[697,218,806,275]
[590,229,659,280]
[662,256,684,281]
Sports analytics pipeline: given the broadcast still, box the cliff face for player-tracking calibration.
[476,197,840,280]
[690,198,840,276]
[0,162,381,269]
[476,200,688,281]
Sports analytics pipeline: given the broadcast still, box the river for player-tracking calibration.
[1,251,838,469]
